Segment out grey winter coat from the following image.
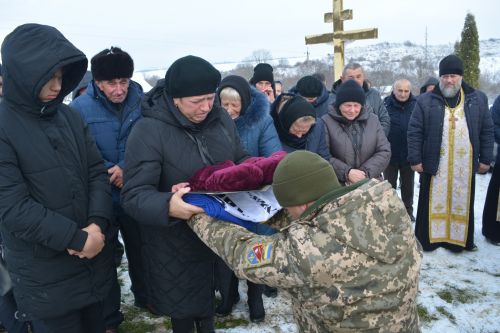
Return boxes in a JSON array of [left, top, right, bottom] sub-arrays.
[[322, 105, 391, 184]]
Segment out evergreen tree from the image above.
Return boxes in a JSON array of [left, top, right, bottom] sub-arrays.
[[458, 13, 480, 88], [454, 41, 461, 57]]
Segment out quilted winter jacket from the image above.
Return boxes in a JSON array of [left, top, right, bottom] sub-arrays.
[[121, 80, 248, 318]]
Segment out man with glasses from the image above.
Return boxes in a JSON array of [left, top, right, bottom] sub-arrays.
[[70, 47, 147, 333]]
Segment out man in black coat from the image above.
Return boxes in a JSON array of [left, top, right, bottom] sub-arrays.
[[383, 78, 417, 221], [0, 24, 113, 332], [122, 56, 248, 333]]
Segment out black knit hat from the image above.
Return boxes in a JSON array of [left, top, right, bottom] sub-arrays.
[[165, 55, 221, 98], [218, 75, 251, 115], [249, 63, 274, 85], [334, 80, 366, 108], [439, 54, 464, 76], [91, 46, 134, 81], [296, 75, 323, 98], [279, 95, 316, 131]]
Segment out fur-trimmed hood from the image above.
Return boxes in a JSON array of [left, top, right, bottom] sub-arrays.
[[234, 87, 270, 130]]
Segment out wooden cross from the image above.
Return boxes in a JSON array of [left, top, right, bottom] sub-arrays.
[[305, 0, 378, 78]]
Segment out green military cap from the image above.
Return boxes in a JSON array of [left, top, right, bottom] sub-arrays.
[[272, 151, 340, 207]]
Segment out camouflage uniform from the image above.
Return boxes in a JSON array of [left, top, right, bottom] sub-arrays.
[[188, 180, 422, 332]]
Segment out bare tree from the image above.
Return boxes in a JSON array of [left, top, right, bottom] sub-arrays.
[[244, 49, 273, 64]]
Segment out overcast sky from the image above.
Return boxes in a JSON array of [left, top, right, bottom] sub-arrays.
[[0, 0, 497, 72]]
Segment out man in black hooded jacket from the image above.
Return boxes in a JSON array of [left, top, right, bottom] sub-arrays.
[[0, 24, 113, 332]]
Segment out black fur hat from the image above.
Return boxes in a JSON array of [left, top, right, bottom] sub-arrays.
[[91, 46, 134, 81], [164, 55, 221, 98]]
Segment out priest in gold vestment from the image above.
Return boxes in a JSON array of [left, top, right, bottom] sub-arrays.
[[407, 54, 494, 252]]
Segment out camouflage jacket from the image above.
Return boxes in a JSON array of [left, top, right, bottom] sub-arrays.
[[188, 180, 422, 332]]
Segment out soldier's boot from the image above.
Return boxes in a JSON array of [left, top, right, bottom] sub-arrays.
[[215, 272, 240, 317], [262, 285, 278, 298], [247, 281, 265, 323], [195, 317, 215, 333]]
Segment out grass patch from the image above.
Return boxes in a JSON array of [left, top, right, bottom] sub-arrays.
[[436, 290, 453, 303], [119, 320, 156, 333], [121, 304, 164, 332], [215, 317, 250, 329], [164, 318, 172, 329], [436, 285, 480, 304], [436, 306, 456, 324], [417, 304, 438, 323]]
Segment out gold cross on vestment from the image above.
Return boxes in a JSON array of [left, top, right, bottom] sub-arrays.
[[449, 113, 458, 129]]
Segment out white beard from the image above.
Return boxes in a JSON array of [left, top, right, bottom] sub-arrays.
[[440, 79, 462, 98]]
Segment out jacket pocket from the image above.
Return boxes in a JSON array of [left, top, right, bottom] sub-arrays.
[[33, 244, 60, 259]]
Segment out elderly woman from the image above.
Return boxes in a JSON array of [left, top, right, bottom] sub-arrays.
[[322, 80, 391, 185], [121, 56, 248, 333], [218, 75, 281, 157], [213, 75, 281, 322], [271, 93, 330, 160]]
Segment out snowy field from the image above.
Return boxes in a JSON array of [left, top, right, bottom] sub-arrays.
[[119, 172, 500, 333]]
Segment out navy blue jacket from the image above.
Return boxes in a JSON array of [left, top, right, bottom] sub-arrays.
[[407, 82, 494, 174], [311, 86, 334, 118], [491, 95, 500, 164], [70, 80, 143, 204], [235, 87, 281, 157], [384, 93, 416, 165]]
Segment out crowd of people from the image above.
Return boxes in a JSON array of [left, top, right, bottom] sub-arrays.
[[0, 23, 498, 333]]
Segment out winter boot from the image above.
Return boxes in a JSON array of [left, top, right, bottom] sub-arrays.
[[215, 261, 240, 316], [247, 281, 265, 323], [262, 285, 278, 298], [195, 317, 215, 333]]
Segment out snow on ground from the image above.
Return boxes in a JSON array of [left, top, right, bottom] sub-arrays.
[[120, 172, 500, 333]]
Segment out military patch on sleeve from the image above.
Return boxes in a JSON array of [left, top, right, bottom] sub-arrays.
[[245, 242, 274, 267]]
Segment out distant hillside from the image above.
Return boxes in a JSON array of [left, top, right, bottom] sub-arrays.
[[140, 39, 500, 99], [345, 38, 500, 78]]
